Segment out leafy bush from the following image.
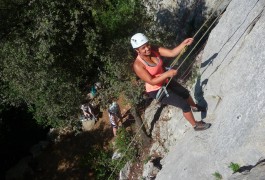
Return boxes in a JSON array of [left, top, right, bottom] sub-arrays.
[[228, 162, 240, 173], [81, 128, 136, 179], [108, 127, 137, 179], [82, 147, 116, 180], [97, 37, 145, 107], [212, 171, 222, 180], [115, 127, 137, 160]]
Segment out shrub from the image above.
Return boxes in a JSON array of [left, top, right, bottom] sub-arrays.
[[212, 171, 222, 180], [228, 162, 240, 173], [115, 127, 137, 161], [81, 147, 116, 180]]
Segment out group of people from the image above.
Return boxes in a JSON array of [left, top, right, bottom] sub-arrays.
[[80, 82, 123, 136], [80, 82, 102, 122], [80, 32, 211, 137]]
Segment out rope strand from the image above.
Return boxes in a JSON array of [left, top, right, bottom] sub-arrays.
[[156, 7, 226, 101]]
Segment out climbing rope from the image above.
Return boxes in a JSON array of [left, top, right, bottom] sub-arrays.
[[107, 108, 150, 180], [156, 4, 227, 101], [178, 42, 207, 81], [168, 0, 226, 69], [108, 1, 231, 179]]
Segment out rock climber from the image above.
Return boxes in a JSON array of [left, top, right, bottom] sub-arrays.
[[131, 33, 211, 131]]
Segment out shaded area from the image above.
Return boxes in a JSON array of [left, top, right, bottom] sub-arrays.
[[29, 121, 114, 180], [194, 77, 208, 120], [149, 104, 167, 136], [0, 106, 49, 180], [156, 0, 208, 43], [152, 157, 162, 170], [237, 159, 265, 173], [156, 0, 219, 83], [200, 53, 218, 69]]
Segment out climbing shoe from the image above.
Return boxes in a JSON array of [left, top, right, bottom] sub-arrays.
[[194, 121, 211, 131], [192, 104, 207, 112]]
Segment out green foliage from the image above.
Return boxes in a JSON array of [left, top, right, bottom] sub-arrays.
[[184, 65, 201, 89], [228, 162, 240, 173], [0, 0, 101, 126], [0, 0, 149, 126], [82, 147, 116, 180], [81, 128, 137, 179], [115, 127, 137, 159], [91, 0, 142, 38], [212, 171, 222, 180], [107, 127, 137, 177], [90, 0, 148, 108], [96, 37, 145, 108]]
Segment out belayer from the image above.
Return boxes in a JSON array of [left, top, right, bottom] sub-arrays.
[[131, 33, 211, 131], [108, 101, 122, 136]]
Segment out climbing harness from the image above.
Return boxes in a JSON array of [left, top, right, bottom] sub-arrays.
[[155, 85, 170, 99], [155, 46, 187, 101]]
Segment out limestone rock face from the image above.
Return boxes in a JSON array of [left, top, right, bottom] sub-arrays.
[[142, 0, 230, 44], [143, 0, 230, 15], [143, 0, 265, 179]]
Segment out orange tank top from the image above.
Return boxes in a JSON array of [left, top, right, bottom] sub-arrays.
[[136, 50, 165, 92]]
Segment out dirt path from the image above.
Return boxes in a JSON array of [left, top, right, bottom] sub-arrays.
[[30, 96, 132, 179]]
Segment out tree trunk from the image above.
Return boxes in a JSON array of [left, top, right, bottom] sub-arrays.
[[130, 106, 151, 148]]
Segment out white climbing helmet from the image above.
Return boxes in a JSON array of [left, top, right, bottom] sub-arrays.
[[94, 82, 101, 89], [130, 33, 149, 48], [108, 102, 119, 114]]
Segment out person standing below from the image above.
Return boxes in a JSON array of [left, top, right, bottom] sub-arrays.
[[87, 82, 102, 100], [131, 33, 211, 131], [108, 102, 122, 136], [81, 101, 97, 121]]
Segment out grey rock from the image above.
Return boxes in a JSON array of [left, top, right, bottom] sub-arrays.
[[112, 149, 123, 160], [81, 118, 95, 131], [142, 0, 265, 179], [142, 0, 231, 45], [142, 160, 161, 180], [119, 161, 132, 180]]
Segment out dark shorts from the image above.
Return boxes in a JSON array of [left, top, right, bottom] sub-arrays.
[[147, 79, 191, 112]]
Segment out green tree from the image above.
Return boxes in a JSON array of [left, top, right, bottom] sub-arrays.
[[0, 0, 101, 126], [87, 0, 152, 145], [0, 0, 150, 128]]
